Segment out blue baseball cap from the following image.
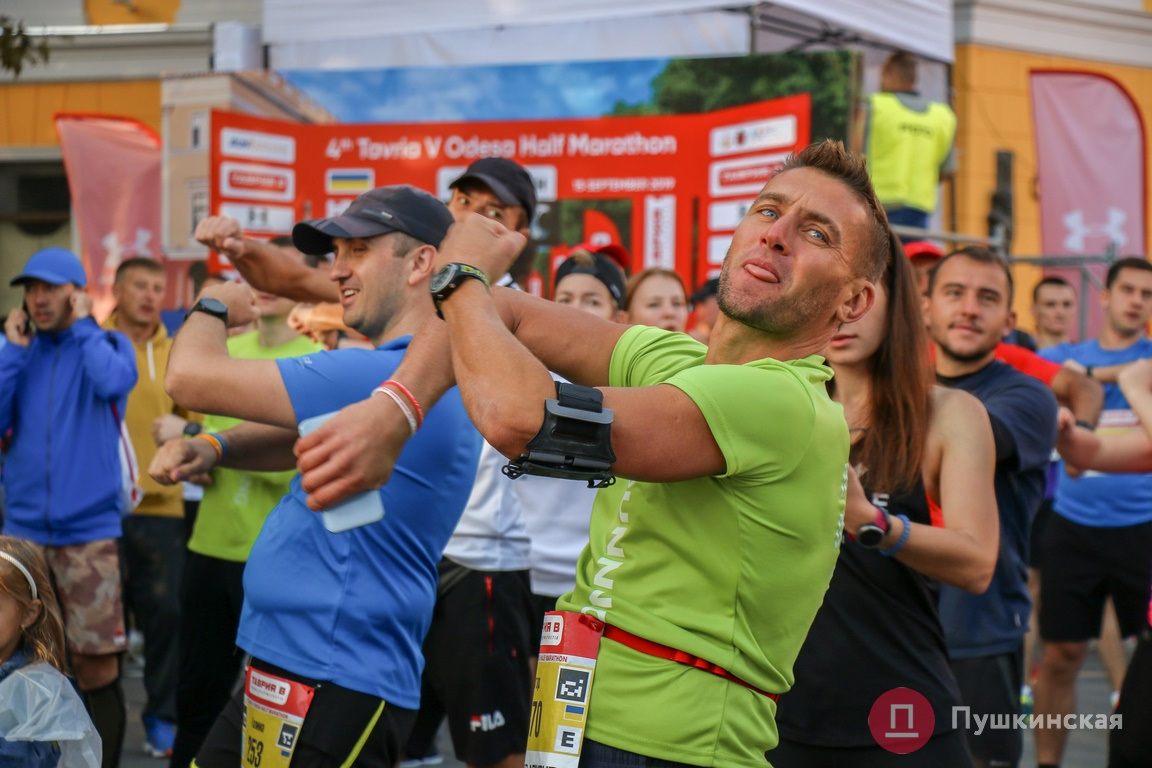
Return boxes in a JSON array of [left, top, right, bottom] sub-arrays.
[[10, 247, 88, 288]]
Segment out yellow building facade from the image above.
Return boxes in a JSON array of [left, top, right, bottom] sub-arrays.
[[953, 1, 1152, 325]]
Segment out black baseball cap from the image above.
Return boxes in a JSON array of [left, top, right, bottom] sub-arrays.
[[690, 278, 719, 304], [293, 185, 454, 256], [449, 157, 537, 224], [555, 252, 626, 308]]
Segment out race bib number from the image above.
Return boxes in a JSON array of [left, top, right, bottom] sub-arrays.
[[241, 666, 315, 768], [526, 612, 605, 768]]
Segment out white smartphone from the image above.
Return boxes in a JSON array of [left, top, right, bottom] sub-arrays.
[[297, 411, 386, 533]]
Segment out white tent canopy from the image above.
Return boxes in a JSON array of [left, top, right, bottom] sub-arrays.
[[263, 0, 953, 71]]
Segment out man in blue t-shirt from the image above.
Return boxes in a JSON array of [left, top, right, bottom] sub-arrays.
[[151, 185, 482, 768], [926, 247, 1058, 768], [1033, 257, 1152, 768]]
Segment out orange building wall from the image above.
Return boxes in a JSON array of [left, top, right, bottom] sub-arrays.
[[0, 80, 162, 146], [85, 0, 181, 25], [952, 44, 1152, 319]]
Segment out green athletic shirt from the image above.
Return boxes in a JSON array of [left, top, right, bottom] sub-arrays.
[[557, 326, 848, 768], [186, 330, 322, 562]]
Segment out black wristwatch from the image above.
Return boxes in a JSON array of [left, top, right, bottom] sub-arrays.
[[183, 422, 203, 437], [429, 263, 490, 319], [856, 506, 892, 549], [188, 297, 229, 326]]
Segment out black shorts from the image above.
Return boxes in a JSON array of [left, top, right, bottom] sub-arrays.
[[950, 649, 1023, 768], [769, 730, 972, 768], [420, 564, 535, 766], [1039, 514, 1152, 641], [1028, 498, 1055, 570], [193, 658, 416, 768]]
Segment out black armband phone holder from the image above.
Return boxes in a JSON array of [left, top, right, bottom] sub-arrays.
[[502, 382, 616, 488]]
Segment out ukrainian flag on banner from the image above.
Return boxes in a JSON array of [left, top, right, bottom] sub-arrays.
[[326, 169, 374, 194]]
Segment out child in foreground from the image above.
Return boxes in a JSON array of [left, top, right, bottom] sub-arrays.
[[0, 535, 101, 767]]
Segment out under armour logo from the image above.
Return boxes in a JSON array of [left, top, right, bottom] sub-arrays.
[[100, 229, 154, 283], [1062, 208, 1127, 252]]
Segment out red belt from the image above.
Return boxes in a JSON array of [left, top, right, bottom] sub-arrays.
[[603, 624, 779, 702]]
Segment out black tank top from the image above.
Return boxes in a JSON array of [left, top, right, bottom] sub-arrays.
[[775, 461, 963, 746]]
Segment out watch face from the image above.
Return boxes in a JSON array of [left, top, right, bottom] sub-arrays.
[[199, 297, 228, 313], [856, 525, 885, 548], [429, 265, 457, 294]]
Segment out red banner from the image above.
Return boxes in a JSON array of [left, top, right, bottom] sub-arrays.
[[54, 114, 164, 319], [209, 96, 810, 291], [1031, 71, 1148, 338]]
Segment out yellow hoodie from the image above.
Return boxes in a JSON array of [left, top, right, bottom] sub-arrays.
[[102, 314, 198, 518]]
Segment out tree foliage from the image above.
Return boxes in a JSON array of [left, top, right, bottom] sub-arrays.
[[612, 50, 855, 142], [1, 17, 50, 78]]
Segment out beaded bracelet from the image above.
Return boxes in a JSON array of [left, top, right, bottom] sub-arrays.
[[878, 513, 912, 557]]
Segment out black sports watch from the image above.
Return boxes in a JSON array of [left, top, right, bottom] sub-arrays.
[[430, 263, 490, 319], [183, 422, 203, 437], [188, 297, 229, 326], [855, 506, 891, 549]]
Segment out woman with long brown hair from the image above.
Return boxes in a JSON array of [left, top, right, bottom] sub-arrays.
[[769, 238, 1000, 766]]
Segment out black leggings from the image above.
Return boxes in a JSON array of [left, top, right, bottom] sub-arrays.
[[169, 552, 247, 768], [1109, 625, 1152, 768]]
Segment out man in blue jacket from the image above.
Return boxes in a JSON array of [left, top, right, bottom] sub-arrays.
[[0, 247, 137, 768]]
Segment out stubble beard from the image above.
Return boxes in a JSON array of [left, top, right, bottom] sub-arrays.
[[717, 267, 842, 337], [933, 334, 998, 365]]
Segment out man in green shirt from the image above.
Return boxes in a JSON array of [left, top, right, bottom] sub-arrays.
[[296, 140, 890, 767]]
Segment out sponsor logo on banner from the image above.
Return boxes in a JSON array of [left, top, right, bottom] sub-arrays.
[[221, 162, 295, 203], [709, 153, 788, 197], [326, 168, 375, 195], [708, 235, 733, 265], [248, 670, 290, 705], [1062, 208, 1128, 252], [435, 165, 558, 204], [708, 198, 756, 231], [219, 203, 295, 233], [220, 128, 296, 164], [643, 195, 676, 270], [326, 199, 355, 218], [710, 116, 797, 157]]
